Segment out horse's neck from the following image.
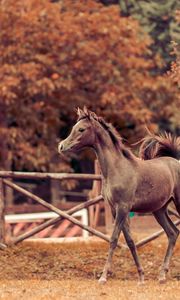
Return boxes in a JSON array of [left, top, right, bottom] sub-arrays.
[[94, 135, 125, 179]]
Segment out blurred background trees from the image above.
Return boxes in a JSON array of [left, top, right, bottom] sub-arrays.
[[100, 0, 180, 72], [0, 0, 179, 173], [169, 10, 180, 87]]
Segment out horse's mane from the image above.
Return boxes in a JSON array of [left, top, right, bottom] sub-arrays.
[[139, 131, 180, 160], [77, 107, 133, 159]]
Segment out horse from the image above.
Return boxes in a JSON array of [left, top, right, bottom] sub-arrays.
[[58, 107, 180, 284]]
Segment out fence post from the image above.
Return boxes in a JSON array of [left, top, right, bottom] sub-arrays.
[[51, 179, 60, 205], [0, 179, 5, 243]]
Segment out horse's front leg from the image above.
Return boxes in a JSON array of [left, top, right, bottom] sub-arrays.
[[99, 206, 128, 284]]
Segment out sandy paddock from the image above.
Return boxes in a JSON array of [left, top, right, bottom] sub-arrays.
[[0, 234, 179, 300]]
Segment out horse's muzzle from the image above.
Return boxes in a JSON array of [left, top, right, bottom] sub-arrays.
[[58, 140, 81, 157], [58, 141, 71, 162], [58, 141, 69, 154], [58, 141, 73, 155]]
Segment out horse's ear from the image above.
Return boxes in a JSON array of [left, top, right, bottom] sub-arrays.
[[77, 107, 83, 117], [77, 106, 93, 120], [83, 106, 91, 118], [83, 106, 88, 114]]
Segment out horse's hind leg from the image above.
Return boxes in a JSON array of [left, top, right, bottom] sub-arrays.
[[123, 218, 144, 283], [153, 207, 179, 283]]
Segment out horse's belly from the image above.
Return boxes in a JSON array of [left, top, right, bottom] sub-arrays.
[[132, 197, 168, 213], [133, 184, 173, 213]]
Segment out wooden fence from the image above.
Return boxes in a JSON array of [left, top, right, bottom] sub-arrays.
[[0, 170, 179, 250]]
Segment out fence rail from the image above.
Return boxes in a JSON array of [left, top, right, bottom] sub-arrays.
[[0, 171, 101, 180]]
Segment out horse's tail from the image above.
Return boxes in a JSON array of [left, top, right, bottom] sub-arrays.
[[139, 132, 180, 160]]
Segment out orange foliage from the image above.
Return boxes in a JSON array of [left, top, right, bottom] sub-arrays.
[[169, 11, 180, 87], [0, 0, 179, 171]]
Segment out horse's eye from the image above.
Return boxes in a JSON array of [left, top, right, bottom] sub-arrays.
[[79, 128, 85, 133]]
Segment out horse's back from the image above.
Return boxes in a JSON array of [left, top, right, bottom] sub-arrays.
[[138, 156, 180, 182]]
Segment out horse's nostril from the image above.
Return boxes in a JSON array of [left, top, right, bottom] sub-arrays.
[[58, 143, 64, 153]]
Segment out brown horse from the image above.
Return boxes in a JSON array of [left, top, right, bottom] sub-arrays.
[[58, 107, 180, 284]]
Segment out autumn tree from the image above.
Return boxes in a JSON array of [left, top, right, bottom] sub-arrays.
[[168, 10, 180, 135], [0, 0, 179, 173], [98, 0, 180, 72], [169, 11, 180, 86], [119, 0, 180, 72]]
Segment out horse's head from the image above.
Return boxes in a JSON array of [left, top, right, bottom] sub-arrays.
[[58, 107, 96, 155]]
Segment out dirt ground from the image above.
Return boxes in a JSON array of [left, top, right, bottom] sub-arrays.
[[0, 231, 179, 300]]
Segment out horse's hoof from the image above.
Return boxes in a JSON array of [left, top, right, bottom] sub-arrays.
[[0, 243, 7, 250], [138, 279, 145, 286], [98, 277, 107, 285], [159, 276, 166, 284]]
